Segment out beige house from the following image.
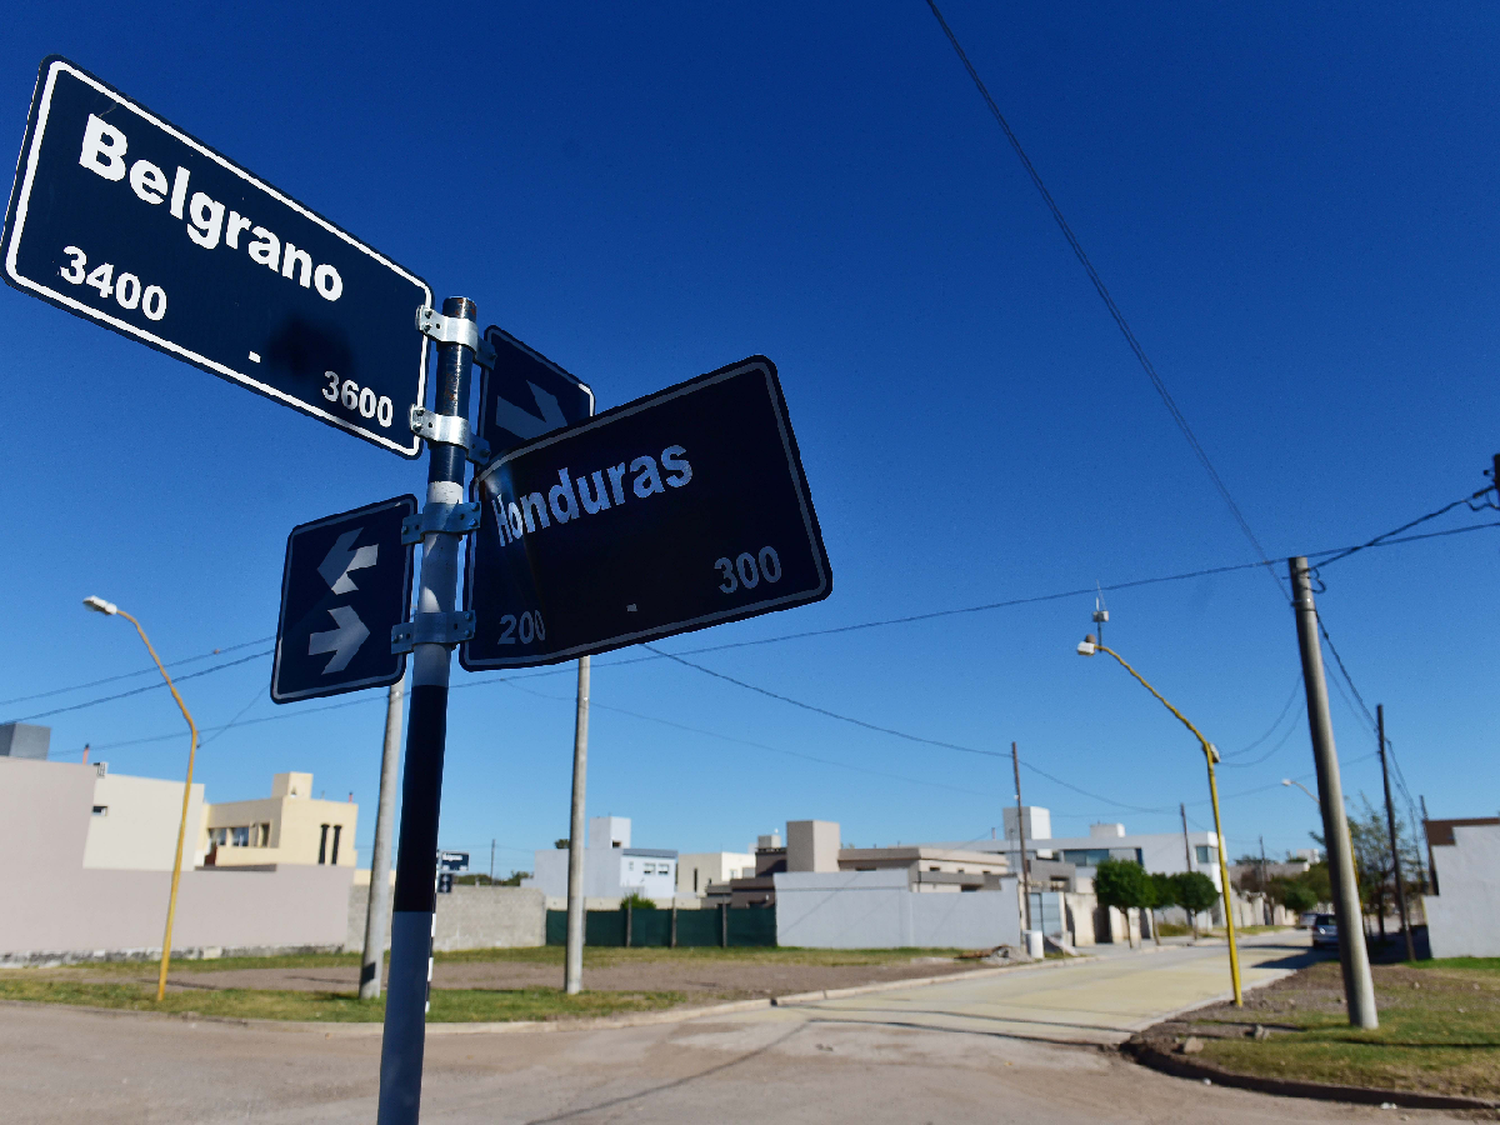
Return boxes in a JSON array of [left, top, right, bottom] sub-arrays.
[[202, 772, 358, 868]]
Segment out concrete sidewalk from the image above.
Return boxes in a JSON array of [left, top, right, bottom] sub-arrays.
[[769, 933, 1315, 1045]]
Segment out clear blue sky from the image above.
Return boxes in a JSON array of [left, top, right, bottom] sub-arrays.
[[3, 2, 1496, 875]]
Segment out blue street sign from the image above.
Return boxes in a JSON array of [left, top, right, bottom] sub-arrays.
[[2, 57, 431, 457], [272, 496, 416, 703], [437, 851, 470, 872], [461, 357, 831, 669], [476, 326, 594, 458]]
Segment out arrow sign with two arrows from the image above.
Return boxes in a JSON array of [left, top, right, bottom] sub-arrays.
[[271, 496, 415, 703]]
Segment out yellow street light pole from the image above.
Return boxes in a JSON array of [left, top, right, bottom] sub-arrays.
[[83, 596, 198, 1002], [1077, 635, 1243, 1006]]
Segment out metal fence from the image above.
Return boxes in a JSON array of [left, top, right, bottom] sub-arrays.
[[545, 904, 777, 947]]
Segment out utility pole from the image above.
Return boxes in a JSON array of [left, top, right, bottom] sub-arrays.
[[1414, 794, 1432, 894], [1259, 835, 1268, 924], [377, 297, 479, 1123], [1011, 741, 1031, 932], [1180, 803, 1193, 868], [489, 839, 495, 885], [564, 656, 591, 994], [360, 676, 405, 1000], [1289, 557, 1378, 1029], [1377, 705, 1415, 961]]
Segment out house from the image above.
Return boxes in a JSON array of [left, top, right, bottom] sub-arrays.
[[201, 771, 357, 868], [0, 754, 351, 963], [1423, 817, 1500, 957], [676, 849, 755, 897], [525, 816, 678, 904]]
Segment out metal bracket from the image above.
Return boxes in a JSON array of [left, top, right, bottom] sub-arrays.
[[415, 306, 496, 368], [408, 406, 491, 464], [391, 611, 476, 653], [401, 502, 481, 544]]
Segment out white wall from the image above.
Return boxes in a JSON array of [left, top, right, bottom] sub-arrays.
[[82, 772, 206, 870], [774, 869, 1023, 950], [1425, 824, 1500, 958]]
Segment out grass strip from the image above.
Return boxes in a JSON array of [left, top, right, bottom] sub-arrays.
[[0, 978, 691, 1023], [1192, 960, 1500, 1100]]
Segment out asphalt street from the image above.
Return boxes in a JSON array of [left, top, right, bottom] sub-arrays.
[[0, 934, 1465, 1124]]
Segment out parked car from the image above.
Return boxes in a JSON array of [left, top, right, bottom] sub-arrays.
[[1310, 913, 1338, 948]]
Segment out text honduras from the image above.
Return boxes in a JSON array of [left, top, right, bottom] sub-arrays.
[[486, 445, 693, 545]]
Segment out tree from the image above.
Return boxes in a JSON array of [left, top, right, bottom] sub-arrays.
[[1094, 858, 1152, 948], [620, 891, 656, 910], [1149, 872, 1178, 942], [554, 838, 570, 849], [1172, 871, 1220, 937], [1280, 882, 1317, 915], [1311, 795, 1423, 940]]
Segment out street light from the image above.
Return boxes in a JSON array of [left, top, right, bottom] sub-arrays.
[[1077, 633, 1243, 1006], [84, 596, 198, 1003], [1282, 778, 1319, 803]]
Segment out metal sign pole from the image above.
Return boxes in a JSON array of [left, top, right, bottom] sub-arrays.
[[377, 297, 480, 1124]]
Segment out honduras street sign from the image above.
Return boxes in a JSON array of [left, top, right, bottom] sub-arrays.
[[2, 57, 431, 456], [476, 326, 594, 458], [461, 357, 831, 670], [272, 496, 416, 703]]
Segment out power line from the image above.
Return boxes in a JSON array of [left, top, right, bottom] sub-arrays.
[[7, 648, 273, 724], [924, 0, 1282, 597], [1219, 674, 1303, 758], [0, 635, 275, 708], [26, 514, 1497, 730], [1314, 491, 1493, 569]]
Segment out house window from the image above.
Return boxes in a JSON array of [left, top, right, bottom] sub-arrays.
[[230, 826, 250, 847], [318, 824, 330, 864], [91, 805, 108, 817], [694, 870, 699, 892], [1195, 845, 1215, 865], [331, 825, 342, 865]]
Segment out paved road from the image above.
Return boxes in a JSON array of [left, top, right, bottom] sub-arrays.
[[0, 935, 1463, 1124]]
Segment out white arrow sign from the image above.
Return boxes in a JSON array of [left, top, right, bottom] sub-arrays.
[[308, 605, 371, 674], [493, 382, 567, 441], [318, 530, 378, 594]]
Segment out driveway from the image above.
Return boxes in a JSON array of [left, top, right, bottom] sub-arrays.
[[3, 934, 1458, 1124]]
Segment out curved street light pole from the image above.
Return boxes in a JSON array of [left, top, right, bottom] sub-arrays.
[[1078, 637, 1243, 1006], [84, 597, 198, 1003]]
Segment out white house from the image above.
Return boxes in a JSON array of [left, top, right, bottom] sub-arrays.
[[677, 850, 755, 896], [525, 816, 678, 903], [1424, 819, 1500, 958]]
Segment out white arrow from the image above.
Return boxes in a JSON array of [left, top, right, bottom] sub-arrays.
[[308, 606, 370, 674], [494, 382, 567, 440], [318, 530, 378, 594]]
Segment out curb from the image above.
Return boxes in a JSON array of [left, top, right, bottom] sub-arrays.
[[1122, 1039, 1500, 1112]]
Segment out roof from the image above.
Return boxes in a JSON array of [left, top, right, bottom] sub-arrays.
[[623, 848, 677, 859], [1425, 818, 1500, 848]]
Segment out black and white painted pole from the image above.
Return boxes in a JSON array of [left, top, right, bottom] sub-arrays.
[[377, 297, 482, 1124]]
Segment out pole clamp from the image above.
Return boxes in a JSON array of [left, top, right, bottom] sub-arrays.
[[416, 306, 496, 368], [401, 502, 481, 544], [391, 610, 476, 653], [408, 406, 491, 464]]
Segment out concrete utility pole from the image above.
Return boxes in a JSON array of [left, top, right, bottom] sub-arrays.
[[564, 656, 591, 995], [1180, 803, 1192, 868], [1011, 741, 1031, 932], [1289, 557, 1378, 1029], [1377, 705, 1415, 961], [1259, 835, 1269, 924], [360, 676, 405, 1000]]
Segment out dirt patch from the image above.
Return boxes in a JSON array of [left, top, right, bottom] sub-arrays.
[[41, 953, 995, 1000]]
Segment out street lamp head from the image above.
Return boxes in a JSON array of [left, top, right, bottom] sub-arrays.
[[83, 595, 118, 616], [1281, 779, 1292, 786], [1076, 634, 1098, 656]]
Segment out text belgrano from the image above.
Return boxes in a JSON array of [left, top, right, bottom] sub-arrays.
[[487, 445, 693, 545], [77, 114, 343, 302]]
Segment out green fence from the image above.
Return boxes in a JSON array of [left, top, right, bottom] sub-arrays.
[[544, 905, 777, 947]]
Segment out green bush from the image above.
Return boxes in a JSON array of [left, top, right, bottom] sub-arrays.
[[621, 891, 657, 910]]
